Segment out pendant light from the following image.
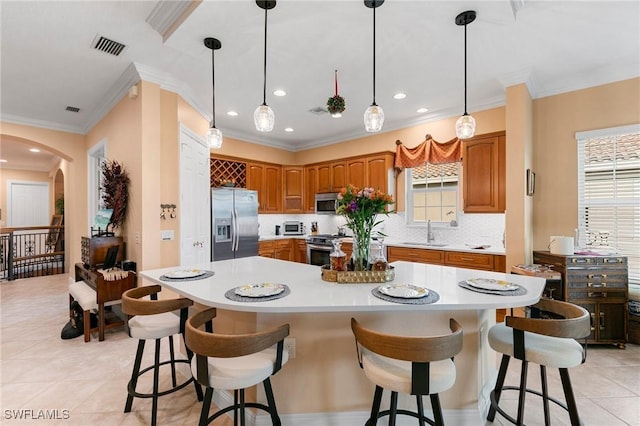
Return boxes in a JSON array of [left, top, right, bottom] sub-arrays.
[[204, 37, 223, 149], [455, 10, 477, 140], [254, 0, 276, 132], [364, 0, 384, 133]]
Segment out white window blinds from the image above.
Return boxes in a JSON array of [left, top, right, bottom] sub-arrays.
[[577, 125, 640, 285]]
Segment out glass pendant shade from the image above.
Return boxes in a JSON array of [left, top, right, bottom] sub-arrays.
[[206, 126, 223, 149], [254, 104, 275, 132], [455, 113, 476, 139], [364, 104, 384, 132]]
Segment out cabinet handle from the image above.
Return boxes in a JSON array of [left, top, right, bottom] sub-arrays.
[[588, 292, 607, 298], [588, 274, 607, 279], [590, 313, 596, 331], [599, 312, 605, 331], [588, 282, 607, 288], [459, 257, 475, 262]]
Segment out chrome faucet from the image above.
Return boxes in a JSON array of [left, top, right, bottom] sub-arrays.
[[427, 220, 435, 242]]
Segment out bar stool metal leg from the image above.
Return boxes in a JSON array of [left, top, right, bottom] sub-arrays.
[[125, 340, 146, 413], [540, 365, 550, 425], [488, 354, 511, 421], [559, 368, 581, 426], [367, 385, 383, 426], [517, 360, 529, 425], [430, 394, 444, 426], [200, 387, 213, 426], [416, 395, 425, 426]]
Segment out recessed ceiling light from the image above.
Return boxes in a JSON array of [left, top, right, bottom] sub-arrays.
[[331, 113, 342, 118], [416, 107, 429, 113], [284, 127, 294, 132], [393, 92, 407, 100], [0, 159, 7, 163], [227, 111, 239, 117], [273, 89, 286, 97], [30, 148, 41, 153]]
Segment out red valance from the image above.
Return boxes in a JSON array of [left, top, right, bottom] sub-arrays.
[[394, 134, 462, 171]]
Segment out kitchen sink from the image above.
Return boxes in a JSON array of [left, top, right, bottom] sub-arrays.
[[401, 242, 448, 247]]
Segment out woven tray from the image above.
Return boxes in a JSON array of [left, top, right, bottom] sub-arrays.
[[321, 265, 395, 284]]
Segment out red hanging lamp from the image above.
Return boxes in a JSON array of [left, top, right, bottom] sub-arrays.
[[327, 69, 346, 117]]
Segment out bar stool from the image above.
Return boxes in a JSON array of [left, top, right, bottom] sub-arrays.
[[487, 298, 590, 426], [351, 317, 463, 426], [185, 307, 290, 426], [121, 285, 203, 426]]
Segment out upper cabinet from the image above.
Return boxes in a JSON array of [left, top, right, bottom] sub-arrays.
[[462, 132, 506, 213], [283, 166, 304, 213], [213, 152, 394, 214], [247, 162, 282, 213]]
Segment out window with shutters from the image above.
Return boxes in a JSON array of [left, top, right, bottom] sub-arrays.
[[577, 125, 640, 285], [405, 162, 459, 225]]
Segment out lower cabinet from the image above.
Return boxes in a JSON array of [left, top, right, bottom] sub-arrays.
[[387, 246, 505, 272], [259, 239, 307, 263]]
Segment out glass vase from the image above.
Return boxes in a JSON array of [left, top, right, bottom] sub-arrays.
[[352, 228, 372, 271]]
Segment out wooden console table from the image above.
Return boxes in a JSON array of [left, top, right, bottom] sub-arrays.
[[74, 263, 136, 341]]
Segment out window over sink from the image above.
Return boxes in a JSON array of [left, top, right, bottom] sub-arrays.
[[405, 162, 459, 226]]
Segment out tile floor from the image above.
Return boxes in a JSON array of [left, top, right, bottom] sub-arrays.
[[1, 273, 639, 426]]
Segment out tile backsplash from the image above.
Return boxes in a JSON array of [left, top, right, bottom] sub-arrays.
[[259, 212, 505, 249]]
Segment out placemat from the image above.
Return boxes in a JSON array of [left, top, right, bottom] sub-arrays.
[[458, 280, 527, 296], [159, 271, 215, 282], [225, 285, 291, 302], [372, 287, 440, 305]]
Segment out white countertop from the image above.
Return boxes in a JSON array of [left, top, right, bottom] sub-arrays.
[[141, 257, 543, 313]]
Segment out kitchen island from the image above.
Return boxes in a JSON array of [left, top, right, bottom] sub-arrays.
[[141, 257, 545, 425]]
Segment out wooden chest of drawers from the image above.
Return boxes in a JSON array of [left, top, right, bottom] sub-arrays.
[[533, 250, 628, 347]]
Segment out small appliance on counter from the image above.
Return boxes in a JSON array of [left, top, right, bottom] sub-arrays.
[[282, 221, 305, 235], [310, 221, 318, 235]]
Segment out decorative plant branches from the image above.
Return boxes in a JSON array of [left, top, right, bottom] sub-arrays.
[[101, 160, 130, 229]]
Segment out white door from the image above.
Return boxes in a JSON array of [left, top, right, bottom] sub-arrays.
[[7, 181, 49, 226], [180, 125, 211, 266]]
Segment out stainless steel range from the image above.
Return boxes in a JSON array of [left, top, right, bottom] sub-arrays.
[[306, 234, 343, 266]]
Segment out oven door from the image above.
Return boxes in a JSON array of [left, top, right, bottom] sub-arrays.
[[306, 244, 331, 266]]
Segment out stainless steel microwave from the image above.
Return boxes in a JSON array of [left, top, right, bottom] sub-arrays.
[[315, 193, 338, 214]]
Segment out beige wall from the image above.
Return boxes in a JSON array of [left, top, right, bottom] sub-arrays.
[[531, 77, 640, 250]]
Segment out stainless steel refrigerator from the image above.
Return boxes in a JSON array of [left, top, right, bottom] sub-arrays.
[[211, 188, 259, 261]]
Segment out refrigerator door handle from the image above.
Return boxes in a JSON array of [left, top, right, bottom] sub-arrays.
[[232, 208, 239, 252]]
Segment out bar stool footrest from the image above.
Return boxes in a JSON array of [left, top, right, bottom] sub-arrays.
[[489, 385, 571, 425], [127, 359, 194, 399], [205, 402, 272, 424], [371, 409, 437, 426]]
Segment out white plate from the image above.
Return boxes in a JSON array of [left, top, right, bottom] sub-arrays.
[[165, 269, 206, 279], [235, 283, 285, 298], [378, 284, 429, 299], [466, 278, 518, 291]]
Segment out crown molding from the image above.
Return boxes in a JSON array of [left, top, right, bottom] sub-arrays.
[[0, 113, 84, 135]]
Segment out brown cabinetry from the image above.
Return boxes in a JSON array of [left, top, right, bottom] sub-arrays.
[[258, 240, 275, 258], [283, 166, 304, 213], [259, 239, 296, 262], [346, 158, 366, 189], [275, 239, 292, 261], [295, 240, 307, 263], [304, 166, 318, 212], [462, 132, 506, 213], [387, 245, 505, 272], [445, 251, 494, 271], [533, 250, 628, 347], [247, 162, 282, 213], [387, 246, 444, 265]]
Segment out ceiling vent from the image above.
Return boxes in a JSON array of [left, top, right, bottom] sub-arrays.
[[65, 106, 80, 113], [91, 35, 127, 56], [309, 107, 328, 115]]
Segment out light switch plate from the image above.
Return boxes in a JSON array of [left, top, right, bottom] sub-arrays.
[[160, 230, 174, 241]]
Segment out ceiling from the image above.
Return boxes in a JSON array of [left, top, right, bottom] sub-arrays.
[[1, 0, 639, 171]]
